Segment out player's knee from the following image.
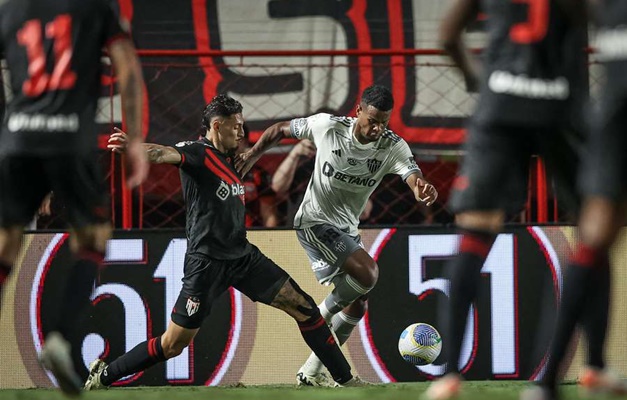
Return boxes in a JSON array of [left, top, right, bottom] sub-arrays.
[[353, 259, 378, 289], [278, 279, 319, 322], [579, 200, 621, 250], [0, 226, 24, 265], [71, 224, 112, 254]]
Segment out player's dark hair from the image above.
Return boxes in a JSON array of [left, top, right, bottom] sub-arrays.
[[360, 85, 394, 112], [201, 94, 243, 130]]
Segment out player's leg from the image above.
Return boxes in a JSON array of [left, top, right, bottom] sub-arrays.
[[426, 123, 527, 400], [33, 155, 111, 395], [232, 245, 355, 386], [537, 198, 624, 398], [525, 100, 627, 400], [85, 322, 198, 389], [295, 226, 375, 382], [86, 253, 225, 389], [0, 226, 24, 296], [0, 156, 48, 311]]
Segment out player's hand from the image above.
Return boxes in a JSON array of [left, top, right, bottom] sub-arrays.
[[292, 139, 316, 158], [108, 127, 129, 153], [235, 149, 261, 176], [414, 178, 438, 206], [124, 138, 150, 189], [37, 192, 53, 217]]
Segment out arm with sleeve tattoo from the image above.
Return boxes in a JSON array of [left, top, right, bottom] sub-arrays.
[[108, 128, 181, 165]]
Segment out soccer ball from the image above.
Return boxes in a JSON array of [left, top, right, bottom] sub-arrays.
[[398, 323, 442, 366]]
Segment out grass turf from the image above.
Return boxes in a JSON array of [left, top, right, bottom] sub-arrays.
[[0, 381, 585, 400]]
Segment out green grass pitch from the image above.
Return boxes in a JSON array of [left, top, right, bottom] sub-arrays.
[[0, 381, 585, 400]]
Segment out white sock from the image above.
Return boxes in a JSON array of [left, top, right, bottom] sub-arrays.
[[319, 301, 333, 322]]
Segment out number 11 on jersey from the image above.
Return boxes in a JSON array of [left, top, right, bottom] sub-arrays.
[[17, 14, 77, 97]]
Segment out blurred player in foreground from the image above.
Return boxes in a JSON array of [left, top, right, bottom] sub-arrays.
[[426, 0, 588, 398], [0, 0, 147, 396], [84, 94, 366, 390], [236, 85, 438, 386], [522, 1, 627, 398]]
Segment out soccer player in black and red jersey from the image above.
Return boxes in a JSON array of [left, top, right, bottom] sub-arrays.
[[0, 0, 148, 396], [83, 94, 366, 390], [524, 1, 627, 399], [425, 0, 588, 399]]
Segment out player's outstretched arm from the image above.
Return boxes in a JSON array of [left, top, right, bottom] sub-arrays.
[[108, 128, 182, 165], [109, 38, 149, 188], [406, 172, 438, 207], [235, 121, 292, 176], [439, 0, 481, 92]]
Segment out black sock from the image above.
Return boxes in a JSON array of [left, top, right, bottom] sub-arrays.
[[298, 313, 352, 384], [581, 254, 610, 370], [443, 230, 495, 374], [57, 249, 103, 339], [541, 245, 602, 390], [101, 336, 166, 386]]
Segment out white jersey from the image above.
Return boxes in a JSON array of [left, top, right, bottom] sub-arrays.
[[290, 113, 421, 236]]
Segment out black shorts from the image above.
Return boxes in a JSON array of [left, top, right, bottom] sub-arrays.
[[449, 120, 581, 214], [581, 89, 627, 201], [0, 154, 109, 228], [171, 245, 290, 329]]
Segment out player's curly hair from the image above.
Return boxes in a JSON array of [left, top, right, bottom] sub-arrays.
[[201, 94, 244, 130], [360, 85, 394, 112]]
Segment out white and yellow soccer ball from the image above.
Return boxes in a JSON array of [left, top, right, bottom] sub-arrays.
[[398, 323, 442, 366]]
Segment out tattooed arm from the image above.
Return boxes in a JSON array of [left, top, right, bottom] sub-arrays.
[[108, 127, 182, 165]]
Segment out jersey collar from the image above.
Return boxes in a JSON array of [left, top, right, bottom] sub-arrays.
[[350, 120, 377, 150]]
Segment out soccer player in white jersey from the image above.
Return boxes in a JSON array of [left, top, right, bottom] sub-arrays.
[[237, 85, 438, 386]]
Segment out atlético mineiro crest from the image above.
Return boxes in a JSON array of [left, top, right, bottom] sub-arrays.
[[186, 297, 201, 316], [334, 241, 347, 252], [367, 158, 382, 174]]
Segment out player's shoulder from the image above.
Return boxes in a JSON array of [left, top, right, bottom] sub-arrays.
[[174, 138, 207, 151], [376, 129, 405, 150], [307, 113, 354, 129]]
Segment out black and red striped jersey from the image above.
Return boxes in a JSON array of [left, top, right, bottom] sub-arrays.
[[0, 0, 129, 155], [174, 138, 252, 260], [474, 0, 588, 127]]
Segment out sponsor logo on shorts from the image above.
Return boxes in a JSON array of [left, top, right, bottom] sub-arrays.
[[311, 259, 331, 272], [334, 241, 347, 252], [186, 297, 201, 316]]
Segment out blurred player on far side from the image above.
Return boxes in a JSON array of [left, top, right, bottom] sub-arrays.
[[0, 0, 148, 395]]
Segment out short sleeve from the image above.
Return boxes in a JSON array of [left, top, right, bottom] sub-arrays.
[[387, 141, 422, 181], [97, 0, 131, 48], [173, 141, 204, 174], [290, 113, 335, 145]]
